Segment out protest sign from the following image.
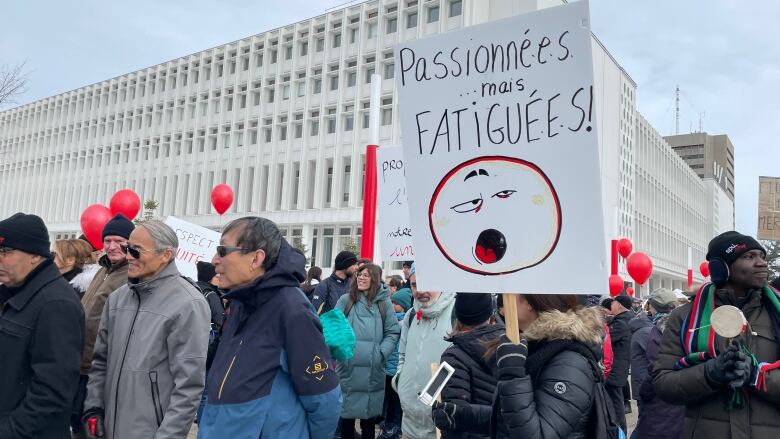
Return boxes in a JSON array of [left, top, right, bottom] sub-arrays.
[[758, 176, 780, 241], [376, 145, 415, 261], [164, 216, 221, 281], [395, 1, 607, 293]]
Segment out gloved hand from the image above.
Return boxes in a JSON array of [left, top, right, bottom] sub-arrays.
[[496, 335, 528, 380], [704, 342, 748, 388], [729, 348, 753, 388], [82, 407, 105, 439], [432, 399, 470, 430]]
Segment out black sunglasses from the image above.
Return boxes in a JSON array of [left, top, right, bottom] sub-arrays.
[[120, 244, 157, 259], [215, 245, 254, 258]]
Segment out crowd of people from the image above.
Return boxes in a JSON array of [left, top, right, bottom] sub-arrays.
[[1, 210, 779, 439]]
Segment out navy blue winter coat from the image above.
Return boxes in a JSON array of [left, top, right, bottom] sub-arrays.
[[197, 240, 342, 439]]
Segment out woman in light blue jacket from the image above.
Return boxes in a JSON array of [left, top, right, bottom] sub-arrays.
[[336, 263, 401, 439]]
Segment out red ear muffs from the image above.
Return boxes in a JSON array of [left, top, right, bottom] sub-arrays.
[[708, 258, 729, 287]]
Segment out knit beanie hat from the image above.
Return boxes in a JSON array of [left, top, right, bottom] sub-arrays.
[[197, 261, 217, 283], [391, 289, 413, 311], [614, 294, 633, 311], [454, 292, 494, 326], [648, 288, 677, 313], [706, 231, 764, 268], [0, 212, 51, 258], [102, 214, 135, 240], [334, 250, 358, 271]]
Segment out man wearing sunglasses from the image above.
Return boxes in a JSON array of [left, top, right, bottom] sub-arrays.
[[74, 213, 134, 439], [0, 212, 85, 439], [82, 220, 209, 439], [198, 216, 341, 439]]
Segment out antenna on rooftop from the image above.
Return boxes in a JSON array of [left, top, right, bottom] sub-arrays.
[[698, 112, 705, 133], [675, 85, 680, 135]]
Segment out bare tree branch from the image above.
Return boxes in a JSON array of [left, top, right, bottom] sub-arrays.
[[761, 239, 780, 281], [0, 61, 29, 109]]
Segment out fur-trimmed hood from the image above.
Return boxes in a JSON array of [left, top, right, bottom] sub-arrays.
[[522, 307, 604, 346]]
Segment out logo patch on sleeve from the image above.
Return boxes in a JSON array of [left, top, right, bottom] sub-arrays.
[[306, 355, 329, 381]]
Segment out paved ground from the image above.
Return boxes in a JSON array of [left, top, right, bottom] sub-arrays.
[[188, 401, 639, 438]]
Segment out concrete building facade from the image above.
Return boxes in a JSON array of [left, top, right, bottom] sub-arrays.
[[665, 132, 736, 201], [0, 0, 733, 289]]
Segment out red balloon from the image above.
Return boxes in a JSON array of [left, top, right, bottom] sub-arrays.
[[80, 204, 112, 251], [700, 261, 710, 278], [609, 274, 624, 297], [109, 189, 141, 220], [627, 252, 653, 285], [211, 184, 234, 215], [626, 287, 635, 297], [617, 238, 633, 259]]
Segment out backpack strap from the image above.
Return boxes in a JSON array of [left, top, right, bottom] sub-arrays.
[[345, 297, 388, 324]]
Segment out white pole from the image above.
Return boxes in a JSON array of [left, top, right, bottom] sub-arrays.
[[369, 73, 382, 264], [369, 74, 382, 146]]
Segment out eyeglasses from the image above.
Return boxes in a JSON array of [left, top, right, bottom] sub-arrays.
[[215, 245, 253, 258], [357, 271, 372, 279], [120, 244, 157, 259]]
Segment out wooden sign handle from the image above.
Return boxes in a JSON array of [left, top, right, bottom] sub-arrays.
[[502, 293, 521, 343]]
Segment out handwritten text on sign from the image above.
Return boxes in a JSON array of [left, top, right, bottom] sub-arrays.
[[164, 216, 221, 281], [396, 1, 607, 294], [377, 146, 415, 261]]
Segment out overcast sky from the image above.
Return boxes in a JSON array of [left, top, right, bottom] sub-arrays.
[[2, 0, 777, 235]]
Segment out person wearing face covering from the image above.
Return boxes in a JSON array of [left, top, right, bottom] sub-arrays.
[[391, 263, 456, 439]]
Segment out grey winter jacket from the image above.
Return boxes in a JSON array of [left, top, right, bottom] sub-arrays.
[[392, 292, 456, 439], [84, 262, 210, 439], [335, 285, 401, 419], [629, 312, 653, 399]]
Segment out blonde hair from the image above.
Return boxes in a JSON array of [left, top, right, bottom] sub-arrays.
[[54, 239, 94, 268]]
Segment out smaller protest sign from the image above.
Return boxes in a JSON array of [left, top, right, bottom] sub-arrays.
[[376, 146, 415, 261], [164, 216, 221, 281]]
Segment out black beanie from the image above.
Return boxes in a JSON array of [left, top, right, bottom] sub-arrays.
[[706, 231, 765, 268], [197, 261, 217, 283], [0, 212, 51, 258], [454, 292, 494, 326], [102, 214, 135, 240], [334, 250, 358, 271], [614, 294, 633, 310]]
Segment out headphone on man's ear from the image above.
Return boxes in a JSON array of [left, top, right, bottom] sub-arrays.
[[708, 258, 729, 287]]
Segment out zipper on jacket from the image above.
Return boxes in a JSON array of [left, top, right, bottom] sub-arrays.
[[217, 340, 243, 400], [149, 371, 163, 427], [112, 290, 142, 436]]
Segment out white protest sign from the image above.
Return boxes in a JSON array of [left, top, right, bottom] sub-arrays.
[[164, 216, 221, 281], [395, 1, 607, 294], [376, 145, 414, 261]]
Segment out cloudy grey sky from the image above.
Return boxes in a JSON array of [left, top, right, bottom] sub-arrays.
[[2, 0, 777, 234]]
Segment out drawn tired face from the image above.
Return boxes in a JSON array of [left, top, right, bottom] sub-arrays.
[[428, 156, 561, 275]]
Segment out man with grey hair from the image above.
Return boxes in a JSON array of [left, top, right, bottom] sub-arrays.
[[82, 220, 210, 439]]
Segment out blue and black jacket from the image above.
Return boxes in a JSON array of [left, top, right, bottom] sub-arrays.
[[197, 240, 342, 438]]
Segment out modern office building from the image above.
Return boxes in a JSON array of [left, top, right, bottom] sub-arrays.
[[0, 0, 734, 290], [665, 132, 736, 201]]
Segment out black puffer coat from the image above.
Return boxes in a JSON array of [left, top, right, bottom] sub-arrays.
[[438, 323, 505, 439], [492, 307, 605, 439], [606, 310, 632, 387]]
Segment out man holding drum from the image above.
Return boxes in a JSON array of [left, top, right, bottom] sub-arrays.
[[653, 231, 778, 439]]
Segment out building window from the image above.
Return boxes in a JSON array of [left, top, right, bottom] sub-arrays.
[[270, 49, 278, 64], [332, 33, 342, 48], [310, 118, 320, 136], [279, 125, 287, 141], [313, 78, 322, 94], [296, 81, 306, 97], [407, 12, 418, 28], [427, 6, 439, 23], [282, 85, 290, 100], [347, 71, 357, 87], [349, 28, 358, 44], [285, 46, 293, 60], [383, 62, 394, 79], [367, 22, 378, 39], [449, 0, 462, 17], [316, 37, 324, 52], [329, 75, 339, 91], [300, 42, 308, 56], [386, 17, 398, 34]]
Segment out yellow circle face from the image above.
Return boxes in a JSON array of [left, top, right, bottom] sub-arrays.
[[429, 156, 561, 275]]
